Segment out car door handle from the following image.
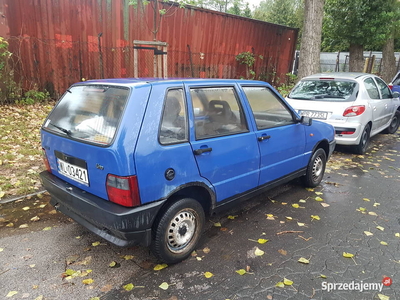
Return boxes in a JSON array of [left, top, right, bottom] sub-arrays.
[[193, 147, 212, 155], [258, 135, 271, 141]]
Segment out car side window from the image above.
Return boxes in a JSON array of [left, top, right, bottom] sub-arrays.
[[364, 78, 380, 99], [243, 86, 294, 130], [159, 89, 188, 145], [190, 87, 248, 139], [375, 77, 391, 99]]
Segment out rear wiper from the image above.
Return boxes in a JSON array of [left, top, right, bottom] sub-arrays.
[[49, 123, 72, 136]]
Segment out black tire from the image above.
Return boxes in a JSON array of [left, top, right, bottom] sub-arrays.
[[303, 148, 326, 188], [353, 124, 370, 154], [383, 111, 400, 134], [151, 198, 205, 264]]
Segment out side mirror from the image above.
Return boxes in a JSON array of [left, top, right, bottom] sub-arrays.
[[392, 91, 400, 98], [300, 116, 312, 126]]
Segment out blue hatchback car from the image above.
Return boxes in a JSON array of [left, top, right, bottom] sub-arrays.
[[40, 78, 335, 263]]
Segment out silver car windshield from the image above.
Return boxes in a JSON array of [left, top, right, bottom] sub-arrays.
[[43, 85, 129, 146], [288, 79, 358, 101]]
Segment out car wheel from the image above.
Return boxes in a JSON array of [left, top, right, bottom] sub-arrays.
[[383, 111, 400, 134], [151, 198, 205, 264], [303, 148, 326, 188], [354, 124, 370, 154]]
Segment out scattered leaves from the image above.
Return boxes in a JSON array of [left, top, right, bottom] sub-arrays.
[[299, 199, 307, 203], [203, 247, 210, 254], [297, 222, 305, 227], [320, 274, 327, 279], [204, 272, 214, 278], [30, 216, 40, 222], [6, 291, 18, 298], [153, 264, 168, 271], [257, 238, 268, 244], [368, 211, 377, 216], [376, 226, 385, 231], [395, 233, 400, 238], [315, 192, 323, 195], [123, 255, 134, 260], [380, 241, 388, 246], [227, 215, 237, 220], [315, 196, 323, 201], [159, 282, 169, 290], [213, 222, 221, 227], [377, 294, 390, 300], [19, 224, 28, 229], [364, 231, 373, 236], [42, 227, 52, 231], [276, 281, 284, 288], [91, 241, 100, 247], [320, 203, 330, 208], [109, 261, 121, 268], [292, 203, 300, 208], [285, 216, 293, 220], [278, 249, 287, 255]]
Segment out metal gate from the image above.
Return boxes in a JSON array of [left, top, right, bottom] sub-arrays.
[[133, 40, 168, 78]]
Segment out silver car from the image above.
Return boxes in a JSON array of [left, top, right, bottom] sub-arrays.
[[286, 72, 400, 154]]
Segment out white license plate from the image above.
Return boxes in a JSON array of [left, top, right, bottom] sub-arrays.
[[299, 110, 328, 120], [57, 158, 89, 185]]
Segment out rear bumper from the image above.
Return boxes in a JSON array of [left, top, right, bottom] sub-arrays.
[[40, 171, 166, 247]]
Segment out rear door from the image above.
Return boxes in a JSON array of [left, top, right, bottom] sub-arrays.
[[363, 77, 388, 131], [374, 77, 396, 128], [187, 85, 260, 203], [241, 86, 307, 185]]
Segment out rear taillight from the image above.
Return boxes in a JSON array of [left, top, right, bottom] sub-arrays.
[[343, 105, 365, 117], [388, 84, 393, 90], [106, 174, 141, 207], [42, 148, 52, 173]]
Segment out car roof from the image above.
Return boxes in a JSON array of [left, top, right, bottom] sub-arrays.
[[74, 78, 268, 87], [303, 72, 373, 80]]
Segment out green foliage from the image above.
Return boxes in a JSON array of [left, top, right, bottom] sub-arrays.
[[15, 89, 50, 105], [253, 0, 303, 28], [323, 0, 398, 51], [277, 73, 297, 97], [236, 51, 256, 68]]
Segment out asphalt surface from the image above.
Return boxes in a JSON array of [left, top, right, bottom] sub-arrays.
[[1, 132, 400, 300]]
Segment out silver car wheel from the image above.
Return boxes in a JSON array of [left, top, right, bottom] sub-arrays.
[[167, 209, 197, 253]]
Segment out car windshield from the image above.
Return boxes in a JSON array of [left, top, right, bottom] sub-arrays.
[[43, 85, 129, 145], [288, 79, 357, 101]]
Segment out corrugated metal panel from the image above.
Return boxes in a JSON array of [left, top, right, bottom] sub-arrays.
[[4, 0, 298, 95]]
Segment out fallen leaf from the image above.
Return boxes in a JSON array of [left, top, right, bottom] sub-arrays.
[[203, 247, 210, 254], [227, 215, 237, 220], [275, 281, 284, 288], [364, 231, 373, 236], [30, 216, 40, 222], [123, 283, 134, 291], [204, 271, 214, 278], [299, 199, 307, 203], [257, 238, 268, 244], [395, 233, 400, 237], [377, 294, 390, 300], [0, 191, 5, 198], [92, 241, 100, 247], [380, 241, 388, 246], [376, 226, 385, 231], [285, 216, 293, 220], [298, 257, 310, 264], [100, 284, 113, 293], [34, 296, 44, 300], [281, 202, 287, 205], [320, 274, 327, 279], [213, 222, 221, 227], [153, 263, 168, 271], [358, 207, 366, 212], [315, 192, 323, 195], [343, 252, 354, 258], [82, 278, 94, 285], [109, 261, 120, 268], [315, 197, 323, 201], [368, 212, 377, 216], [123, 255, 134, 260], [363, 198, 370, 201], [42, 227, 52, 231], [283, 278, 293, 286], [311, 215, 320, 221], [159, 282, 169, 290], [373, 203, 380, 207], [254, 247, 264, 256], [89, 298, 100, 300], [66, 255, 79, 265], [19, 224, 29, 229], [278, 249, 287, 255], [0, 248, 3, 252], [320, 203, 330, 208], [6, 291, 18, 298], [297, 222, 305, 227], [22, 207, 30, 211], [235, 269, 247, 275], [196, 257, 202, 261], [292, 203, 300, 208], [306, 188, 314, 192]]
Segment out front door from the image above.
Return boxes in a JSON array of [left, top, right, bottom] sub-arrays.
[[187, 85, 260, 203], [241, 86, 307, 185]]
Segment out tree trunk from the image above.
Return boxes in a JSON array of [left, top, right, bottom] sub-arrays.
[[381, 36, 396, 83], [349, 44, 364, 72], [297, 0, 324, 80]]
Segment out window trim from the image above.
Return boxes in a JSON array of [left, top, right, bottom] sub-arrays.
[[158, 88, 189, 146]]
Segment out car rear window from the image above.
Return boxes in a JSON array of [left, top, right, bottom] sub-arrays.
[[43, 85, 129, 145], [288, 79, 357, 101]]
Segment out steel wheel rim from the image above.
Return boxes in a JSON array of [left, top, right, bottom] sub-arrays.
[[167, 209, 197, 253], [312, 155, 323, 181]]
